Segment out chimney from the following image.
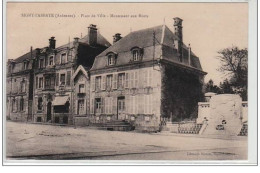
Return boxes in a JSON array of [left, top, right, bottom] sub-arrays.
[[88, 24, 97, 46], [173, 17, 183, 60], [73, 37, 79, 46], [113, 33, 122, 44], [49, 37, 56, 49], [188, 44, 191, 66]]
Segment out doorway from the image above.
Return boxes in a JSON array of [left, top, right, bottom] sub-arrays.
[[117, 96, 125, 120], [47, 102, 52, 122]]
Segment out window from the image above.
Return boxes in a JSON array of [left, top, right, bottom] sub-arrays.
[[106, 75, 113, 89], [95, 98, 102, 114], [23, 61, 28, 70], [118, 73, 125, 88], [133, 50, 139, 61], [49, 56, 54, 66], [105, 97, 113, 114], [78, 100, 85, 115], [21, 80, 26, 92], [12, 99, 16, 112], [39, 59, 44, 68], [108, 55, 115, 66], [95, 76, 101, 91], [61, 53, 66, 64], [39, 77, 43, 88], [60, 74, 65, 85], [45, 77, 50, 88], [20, 97, 24, 111], [38, 97, 43, 111], [79, 84, 85, 93], [131, 48, 143, 62]]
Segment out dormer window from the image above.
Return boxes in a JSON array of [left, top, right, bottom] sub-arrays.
[[23, 61, 28, 70], [61, 53, 67, 64], [39, 59, 44, 68], [106, 52, 117, 66], [131, 47, 143, 62], [49, 56, 54, 66], [133, 50, 139, 61]]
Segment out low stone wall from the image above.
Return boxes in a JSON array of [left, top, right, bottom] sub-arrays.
[[74, 114, 160, 132], [9, 112, 28, 122]]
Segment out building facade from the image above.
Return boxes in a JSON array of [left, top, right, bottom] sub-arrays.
[[7, 24, 111, 125], [6, 48, 35, 121], [89, 18, 207, 131]]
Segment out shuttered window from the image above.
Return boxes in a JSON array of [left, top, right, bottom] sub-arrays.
[[101, 97, 104, 113], [134, 71, 138, 88], [125, 73, 129, 88], [56, 73, 59, 86], [106, 75, 113, 90], [101, 75, 106, 90], [91, 76, 95, 91], [105, 97, 113, 114], [129, 72, 134, 88], [144, 95, 152, 114], [112, 74, 118, 89], [66, 71, 71, 86]]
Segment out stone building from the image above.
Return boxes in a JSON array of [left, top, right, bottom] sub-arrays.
[[89, 18, 207, 131], [33, 24, 110, 124], [72, 65, 91, 126], [6, 24, 110, 124], [6, 48, 35, 121]]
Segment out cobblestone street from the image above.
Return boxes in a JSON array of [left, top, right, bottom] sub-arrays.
[[5, 122, 247, 160]]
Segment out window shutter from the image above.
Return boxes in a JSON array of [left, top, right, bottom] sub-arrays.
[[110, 97, 113, 114], [90, 98, 94, 114], [105, 97, 108, 114], [113, 74, 118, 89], [101, 75, 106, 90], [101, 97, 104, 114], [134, 71, 138, 88], [144, 70, 148, 87], [112, 97, 117, 114], [91, 76, 95, 91], [125, 73, 129, 88], [66, 71, 71, 86], [36, 77, 38, 89], [130, 72, 134, 88], [56, 73, 59, 86]]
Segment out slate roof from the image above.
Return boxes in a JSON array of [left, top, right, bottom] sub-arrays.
[[57, 31, 111, 50], [12, 30, 111, 63], [91, 25, 204, 72], [12, 49, 37, 63]]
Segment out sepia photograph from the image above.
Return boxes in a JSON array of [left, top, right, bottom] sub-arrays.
[[2, 0, 257, 165]]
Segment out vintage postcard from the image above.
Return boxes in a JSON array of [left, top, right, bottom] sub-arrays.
[[2, 0, 257, 165]]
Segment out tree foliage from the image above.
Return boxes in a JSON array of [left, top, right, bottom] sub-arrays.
[[217, 46, 248, 100]]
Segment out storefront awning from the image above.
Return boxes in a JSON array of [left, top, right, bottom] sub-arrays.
[[52, 96, 69, 106]]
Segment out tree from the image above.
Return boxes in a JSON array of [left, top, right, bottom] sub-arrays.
[[219, 79, 234, 94], [205, 79, 221, 94], [217, 46, 248, 100]]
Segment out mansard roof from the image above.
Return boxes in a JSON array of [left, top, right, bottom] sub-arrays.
[[12, 49, 37, 63], [57, 31, 111, 50], [91, 25, 204, 72]]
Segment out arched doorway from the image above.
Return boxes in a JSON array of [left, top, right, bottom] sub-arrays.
[[47, 102, 52, 122]]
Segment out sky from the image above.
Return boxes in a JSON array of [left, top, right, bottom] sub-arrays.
[[6, 2, 248, 85]]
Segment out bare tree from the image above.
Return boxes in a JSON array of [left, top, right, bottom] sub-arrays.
[[217, 46, 248, 100]]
